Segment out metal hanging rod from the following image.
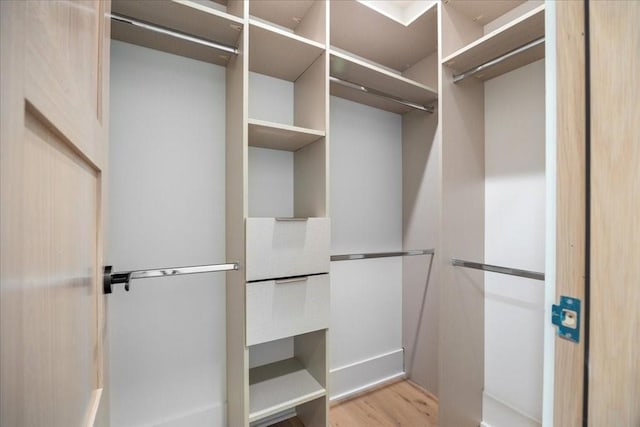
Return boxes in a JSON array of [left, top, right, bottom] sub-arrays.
[[331, 249, 434, 262], [451, 259, 544, 281], [103, 262, 239, 294], [453, 36, 545, 83], [329, 76, 435, 113], [109, 13, 239, 55]]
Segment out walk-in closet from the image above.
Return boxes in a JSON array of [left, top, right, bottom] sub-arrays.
[[4, 0, 639, 426], [107, 0, 547, 425]]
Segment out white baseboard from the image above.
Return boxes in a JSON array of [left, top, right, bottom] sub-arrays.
[[154, 402, 226, 427], [482, 392, 541, 427], [330, 348, 405, 401]]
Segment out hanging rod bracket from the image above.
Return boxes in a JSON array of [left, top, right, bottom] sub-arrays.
[[103, 262, 239, 294]]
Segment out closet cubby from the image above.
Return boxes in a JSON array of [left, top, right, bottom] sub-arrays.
[[442, 0, 544, 81], [248, 330, 328, 426], [111, 0, 244, 66], [329, 0, 438, 113], [249, 0, 326, 45]]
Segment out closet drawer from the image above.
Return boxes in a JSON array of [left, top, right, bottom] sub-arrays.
[[246, 217, 330, 281], [246, 274, 329, 346]]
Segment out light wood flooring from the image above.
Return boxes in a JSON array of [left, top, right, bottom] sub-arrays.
[[270, 380, 438, 427]]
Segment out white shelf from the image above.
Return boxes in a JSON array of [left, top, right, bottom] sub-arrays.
[[249, 19, 325, 81], [330, 0, 437, 72], [442, 4, 545, 81], [249, 358, 326, 423], [111, 0, 243, 66], [330, 49, 437, 112], [248, 119, 324, 151]]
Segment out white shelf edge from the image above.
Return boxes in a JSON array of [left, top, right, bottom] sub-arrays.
[[330, 49, 437, 95], [441, 4, 546, 65], [248, 388, 325, 422], [247, 119, 325, 137], [173, 0, 245, 26], [249, 18, 326, 50], [248, 358, 326, 423]]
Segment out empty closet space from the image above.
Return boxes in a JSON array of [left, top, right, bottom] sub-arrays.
[[327, 0, 440, 403], [440, 1, 546, 426], [107, 1, 242, 426]]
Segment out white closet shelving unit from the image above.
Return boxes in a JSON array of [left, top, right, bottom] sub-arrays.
[[108, 0, 551, 425], [242, 1, 330, 426], [440, 1, 547, 426]]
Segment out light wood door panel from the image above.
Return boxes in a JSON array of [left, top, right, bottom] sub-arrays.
[[589, 1, 640, 424], [553, 2, 586, 426], [0, 1, 110, 426]]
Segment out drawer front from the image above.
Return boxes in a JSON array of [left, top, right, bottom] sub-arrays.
[[246, 217, 330, 281], [246, 274, 329, 346]]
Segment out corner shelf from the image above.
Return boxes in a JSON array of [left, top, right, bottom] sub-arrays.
[[442, 4, 545, 81], [111, 0, 243, 66], [249, 19, 325, 81], [248, 119, 325, 151], [330, 49, 437, 114], [249, 358, 326, 423], [330, 0, 438, 72]]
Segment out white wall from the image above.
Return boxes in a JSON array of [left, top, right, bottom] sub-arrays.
[[329, 96, 404, 398], [483, 59, 545, 426], [108, 41, 227, 427]]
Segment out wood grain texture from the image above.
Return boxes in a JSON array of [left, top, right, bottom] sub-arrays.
[[328, 380, 438, 427], [553, 2, 586, 426], [589, 1, 640, 425], [1, 0, 109, 425]]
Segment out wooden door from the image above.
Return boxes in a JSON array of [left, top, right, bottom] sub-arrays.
[[0, 1, 111, 426], [588, 1, 640, 424], [554, 1, 640, 425]]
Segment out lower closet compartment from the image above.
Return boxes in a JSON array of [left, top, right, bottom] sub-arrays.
[[441, 54, 547, 427], [108, 40, 228, 426], [329, 92, 440, 400], [482, 59, 545, 427]]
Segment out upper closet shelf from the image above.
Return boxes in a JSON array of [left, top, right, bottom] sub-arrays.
[[248, 119, 325, 151], [249, 19, 325, 81], [330, 49, 437, 113], [249, 358, 325, 423], [330, 0, 438, 72], [442, 4, 545, 82], [111, 0, 243, 66]]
